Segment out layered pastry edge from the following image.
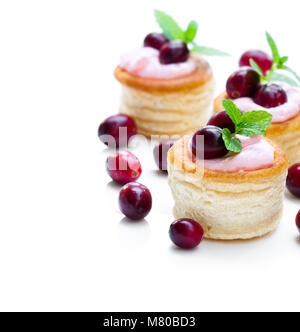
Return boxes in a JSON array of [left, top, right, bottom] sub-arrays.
[[114, 52, 215, 137], [167, 135, 288, 240]]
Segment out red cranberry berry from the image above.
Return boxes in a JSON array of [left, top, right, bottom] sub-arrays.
[[286, 163, 300, 198], [169, 219, 204, 249], [207, 110, 235, 133], [296, 210, 300, 234], [226, 67, 260, 99], [98, 114, 137, 148], [159, 41, 189, 64], [191, 126, 228, 160], [253, 83, 287, 108], [106, 151, 142, 185], [153, 140, 175, 172], [239, 50, 273, 76], [144, 32, 168, 50], [119, 183, 152, 220]]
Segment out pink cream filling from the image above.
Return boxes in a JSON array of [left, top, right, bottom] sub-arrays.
[[119, 47, 196, 79], [190, 135, 275, 172], [232, 88, 300, 123]]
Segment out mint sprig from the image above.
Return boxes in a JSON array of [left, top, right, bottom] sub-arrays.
[[184, 21, 198, 43], [221, 100, 273, 153], [249, 59, 264, 79], [268, 72, 299, 87], [154, 10, 229, 56], [154, 10, 184, 41], [222, 128, 242, 153], [249, 32, 300, 87], [191, 45, 230, 57], [266, 32, 280, 64]]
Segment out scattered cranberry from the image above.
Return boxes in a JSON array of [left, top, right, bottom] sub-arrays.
[[296, 210, 300, 234], [144, 32, 168, 50], [239, 50, 273, 76], [119, 183, 152, 220], [159, 41, 189, 64], [98, 114, 137, 147], [169, 219, 204, 249], [286, 163, 300, 198], [254, 83, 287, 108], [106, 151, 142, 185], [191, 126, 228, 160], [153, 140, 175, 172], [207, 110, 235, 133], [226, 67, 260, 99]]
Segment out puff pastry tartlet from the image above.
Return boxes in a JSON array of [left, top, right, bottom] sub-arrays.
[[115, 52, 214, 138], [168, 135, 288, 240], [168, 100, 288, 240], [114, 10, 229, 138], [214, 33, 300, 165]]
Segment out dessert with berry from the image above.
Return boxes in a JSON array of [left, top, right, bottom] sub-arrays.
[[214, 32, 300, 165], [114, 10, 228, 138], [167, 100, 288, 240]]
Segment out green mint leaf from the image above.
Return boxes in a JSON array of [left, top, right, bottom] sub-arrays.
[[222, 99, 243, 128], [154, 10, 184, 41], [266, 32, 280, 64], [280, 65, 300, 83], [191, 45, 230, 56], [184, 20, 198, 43], [228, 138, 242, 152], [221, 102, 272, 154], [237, 122, 266, 136], [279, 56, 289, 65], [222, 128, 242, 153], [241, 111, 272, 129], [268, 71, 299, 87], [249, 59, 265, 79], [222, 128, 231, 147]]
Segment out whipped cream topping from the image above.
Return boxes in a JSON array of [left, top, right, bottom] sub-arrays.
[[233, 88, 300, 123], [119, 47, 196, 79], [191, 135, 275, 172]]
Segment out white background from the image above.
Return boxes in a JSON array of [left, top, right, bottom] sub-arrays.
[[0, 0, 299, 312]]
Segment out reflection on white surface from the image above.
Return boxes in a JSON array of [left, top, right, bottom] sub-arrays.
[[117, 218, 151, 250], [106, 180, 122, 191]]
